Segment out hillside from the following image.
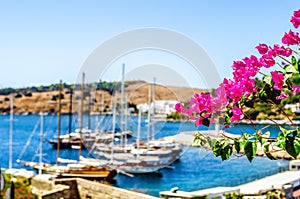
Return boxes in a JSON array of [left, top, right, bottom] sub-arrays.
[[0, 81, 206, 115]]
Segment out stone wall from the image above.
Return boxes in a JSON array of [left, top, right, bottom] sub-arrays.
[[54, 178, 159, 199], [31, 177, 70, 199], [77, 178, 158, 199], [42, 187, 70, 199], [54, 179, 80, 199], [32, 177, 159, 199]]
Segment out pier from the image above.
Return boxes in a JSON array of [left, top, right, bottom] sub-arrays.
[[160, 161, 300, 199], [162, 130, 220, 146], [237, 170, 299, 195]]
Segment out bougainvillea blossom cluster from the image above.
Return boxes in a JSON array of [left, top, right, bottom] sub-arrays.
[[175, 9, 300, 126]]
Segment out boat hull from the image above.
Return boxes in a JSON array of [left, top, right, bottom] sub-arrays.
[[19, 160, 117, 182], [47, 139, 87, 150]]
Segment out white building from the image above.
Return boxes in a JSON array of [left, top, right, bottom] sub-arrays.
[[136, 100, 178, 115], [284, 103, 300, 115]]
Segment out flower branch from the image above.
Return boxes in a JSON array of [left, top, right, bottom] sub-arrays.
[[175, 8, 300, 161]]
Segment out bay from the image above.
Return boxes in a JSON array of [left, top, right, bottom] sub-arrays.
[[0, 115, 290, 197]]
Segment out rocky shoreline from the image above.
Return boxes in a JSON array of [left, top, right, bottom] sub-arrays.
[[0, 81, 204, 115]]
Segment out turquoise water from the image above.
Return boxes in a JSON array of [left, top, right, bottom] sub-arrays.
[[0, 115, 290, 196]]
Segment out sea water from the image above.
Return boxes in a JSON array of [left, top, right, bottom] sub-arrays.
[[0, 115, 290, 197]]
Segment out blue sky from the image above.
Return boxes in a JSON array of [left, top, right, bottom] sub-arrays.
[[0, 1, 300, 88]]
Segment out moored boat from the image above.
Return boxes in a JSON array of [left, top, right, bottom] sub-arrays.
[[17, 160, 117, 181]]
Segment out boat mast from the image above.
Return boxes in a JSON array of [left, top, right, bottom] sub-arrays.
[[111, 95, 117, 163], [68, 87, 73, 135], [120, 63, 125, 147], [101, 92, 104, 115], [112, 93, 117, 134], [151, 77, 156, 140], [147, 84, 151, 149], [56, 80, 62, 165], [124, 96, 128, 147], [88, 87, 92, 130], [39, 112, 44, 174], [9, 94, 13, 169], [79, 73, 85, 158], [136, 108, 141, 160]]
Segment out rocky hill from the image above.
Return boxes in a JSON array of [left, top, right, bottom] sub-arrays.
[[0, 81, 206, 115]]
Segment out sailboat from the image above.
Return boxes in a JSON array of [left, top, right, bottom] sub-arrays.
[[46, 87, 91, 150], [48, 86, 117, 150], [18, 78, 117, 181], [89, 66, 182, 174], [90, 108, 182, 174]]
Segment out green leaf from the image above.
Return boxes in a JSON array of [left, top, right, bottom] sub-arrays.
[[224, 115, 230, 125], [294, 135, 300, 157], [292, 55, 297, 66], [213, 140, 233, 161], [275, 132, 286, 149], [279, 126, 288, 136], [284, 64, 298, 74], [255, 131, 263, 145], [234, 138, 241, 153], [193, 138, 201, 147], [276, 129, 300, 159], [206, 136, 217, 148], [258, 89, 268, 101], [221, 144, 233, 161], [213, 140, 222, 158], [202, 117, 210, 127], [264, 144, 276, 160], [286, 78, 293, 90], [244, 98, 255, 108], [193, 132, 206, 146], [263, 76, 272, 85], [256, 131, 270, 146], [285, 136, 297, 159], [244, 141, 257, 162], [242, 133, 253, 140]]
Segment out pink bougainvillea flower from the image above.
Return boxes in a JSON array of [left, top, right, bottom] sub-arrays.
[[189, 92, 212, 114], [284, 48, 292, 57], [282, 30, 300, 45], [256, 43, 269, 54], [271, 71, 284, 90], [243, 55, 262, 77], [211, 85, 228, 113], [231, 60, 246, 72], [266, 49, 277, 58], [259, 54, 275, 68], [222, 78, 243, 103], [175, 103, 184, 113], [292, 85, 300, 95], [191, 116, 203, 126], [183, 108, 192, 117], [243, 79, 257, 97], [291, 9, 300, 28], [191, 113, 211, 126], [230, 107, 244, 123], [272, 44, 292, 57], [276, 93, 289, 100], [231, 56, 262, 87]]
